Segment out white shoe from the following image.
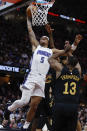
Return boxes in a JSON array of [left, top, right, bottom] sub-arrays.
[[23, 121, 30, 129]]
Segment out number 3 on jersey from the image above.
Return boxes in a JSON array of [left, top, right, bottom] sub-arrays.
[[40, 57, 45, 63], [63, 82, 77, 95]]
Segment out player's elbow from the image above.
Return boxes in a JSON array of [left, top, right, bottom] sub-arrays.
[[26, 7, 29, 15], [26, 7, 32, 18], [48, 58, 53, 65], [48, 58, 56, 69]]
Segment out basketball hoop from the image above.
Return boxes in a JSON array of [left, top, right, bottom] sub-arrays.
[[31, 0, 55, 26]]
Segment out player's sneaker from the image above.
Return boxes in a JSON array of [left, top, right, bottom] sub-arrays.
[[23, 121, 30, 129], [21, 127, 28, 131]]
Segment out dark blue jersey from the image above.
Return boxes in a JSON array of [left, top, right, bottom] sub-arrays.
[[54, 66, 80, 105]]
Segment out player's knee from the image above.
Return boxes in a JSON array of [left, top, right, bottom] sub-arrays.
[[21, 97, 29, 106], [32, 104, 38, 112], [30, 97, 42, 112], [30, 103, 38, 112]]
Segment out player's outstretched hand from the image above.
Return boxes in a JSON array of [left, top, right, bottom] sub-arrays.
[[74, 34, 83, 45], [26, 2, 33, 18], [45, 24, 54, 34]]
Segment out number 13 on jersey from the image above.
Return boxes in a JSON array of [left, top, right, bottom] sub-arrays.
[[63, 82, 77, 95]]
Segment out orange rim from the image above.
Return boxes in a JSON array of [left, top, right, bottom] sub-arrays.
[[32, 1, 54, 5]]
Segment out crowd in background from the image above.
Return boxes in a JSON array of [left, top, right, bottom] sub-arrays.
[[0, 18, 31, 67], [79, 106, 87, 131], [0, 81, 29, 129]]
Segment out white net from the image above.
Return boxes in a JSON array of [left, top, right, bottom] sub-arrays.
[[31, 0, 54, 26]]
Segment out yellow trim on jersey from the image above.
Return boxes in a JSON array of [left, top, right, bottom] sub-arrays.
[[60, 75, 80, 81]]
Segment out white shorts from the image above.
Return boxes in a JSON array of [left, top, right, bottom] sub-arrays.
[[22, 82, 45, 98]]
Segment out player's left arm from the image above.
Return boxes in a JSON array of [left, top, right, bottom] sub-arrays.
[[48, 44, 71, 70], [52, 48, 65, 54], [45, 24, 55, 48], [48, 55, 63, 72], [75, 62, 81, 78], [52, 42, 71, 54]]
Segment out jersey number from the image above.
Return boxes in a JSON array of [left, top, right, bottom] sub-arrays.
[[63, 82, 76, 95], [40, 57, 45, 63]]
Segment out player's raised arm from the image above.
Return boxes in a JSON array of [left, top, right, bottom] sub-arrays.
[[45, 24, 55, 48], [26, 6, 39, 50], [63, 34, 82, 56], [71, 34, 83, 52]]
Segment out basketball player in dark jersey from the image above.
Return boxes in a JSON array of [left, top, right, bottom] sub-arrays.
[[48, 52, 81, 131]]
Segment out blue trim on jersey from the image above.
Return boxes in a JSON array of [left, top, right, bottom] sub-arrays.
[[22, 70, 29, 84], [22, 85, 29, 90], [23, 55, 33, 85], [37, 50, 51, 57], [29, 57, 33, 69]]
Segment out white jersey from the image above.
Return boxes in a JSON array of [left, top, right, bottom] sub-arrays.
[[26, 45, 52, 85]]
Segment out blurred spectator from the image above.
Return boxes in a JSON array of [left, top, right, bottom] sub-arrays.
[[17, 119, 25, 129], [9, 118, 16, 128], [0, 104, 3, 124], [2, 119, 9, 128], [0, 80, 29, 129]]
